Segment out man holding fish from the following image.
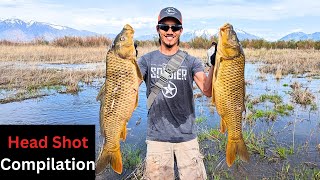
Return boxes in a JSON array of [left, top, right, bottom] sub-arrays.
[[138, 7, 215, 180], [95, 6, 249, 180]]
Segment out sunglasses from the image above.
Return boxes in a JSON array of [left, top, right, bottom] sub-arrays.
[[157, 24, 183, 32]]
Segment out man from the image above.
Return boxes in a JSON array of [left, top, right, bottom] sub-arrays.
[[137, 7, 216, 180]]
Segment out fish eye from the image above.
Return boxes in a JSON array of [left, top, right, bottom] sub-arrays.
[[120, 36, 126, 41]]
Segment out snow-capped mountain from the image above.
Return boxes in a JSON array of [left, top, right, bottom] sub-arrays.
[[0, 18, 98, 41], [0, 18, 262, 42], [135, 28, 260, 42], [180, 28, 261, 42], [4, 18, 319, 42], [279, 32, 320, 41]]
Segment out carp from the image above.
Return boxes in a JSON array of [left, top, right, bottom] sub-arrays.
[[212, 23, 250, 167], [95, 24, 143, 175]]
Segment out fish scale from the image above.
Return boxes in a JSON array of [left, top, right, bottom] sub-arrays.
[[212, 23, 249, 167]]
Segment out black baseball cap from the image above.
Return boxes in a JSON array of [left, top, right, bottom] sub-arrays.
[[158, 7, 182, 25]]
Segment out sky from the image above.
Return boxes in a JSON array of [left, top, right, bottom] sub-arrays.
[[1, 0, 320, 41]]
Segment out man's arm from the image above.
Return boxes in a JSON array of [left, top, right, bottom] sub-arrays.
[[193, 41, 217, 97], [194, 66, 214, 97]]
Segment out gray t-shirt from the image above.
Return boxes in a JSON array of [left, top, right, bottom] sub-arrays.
[[138, 50, 204, 143]]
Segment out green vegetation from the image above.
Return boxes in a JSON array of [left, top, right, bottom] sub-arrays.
[[195, 116, 207, 124], [122, 145, 142, 170], [274, 146, 294, 159], [245, 93, 294, 123]]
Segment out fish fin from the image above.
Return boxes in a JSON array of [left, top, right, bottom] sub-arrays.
[[134, 92, 139, 109], [226, 140, 237, 167], [95, 148, 123, 175], [243, 81, 246, 114], [97, 82, 106, 101], [237, 138, 250, 163], [99, 102, 106, 135], [131, 59, 141, 110], [226, 138, 250, 167], [220, 118, 227, 133], [211, 86, 215, 105], [132, 59, 143, 81], [120, 124, 127, 141]]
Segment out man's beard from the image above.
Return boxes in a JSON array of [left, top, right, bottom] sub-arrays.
[[161, 37, 178, 48], [164, 43, 174, 48], [158, 34, 180, 48]]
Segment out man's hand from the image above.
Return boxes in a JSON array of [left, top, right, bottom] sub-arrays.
[[206, 41, 217, 67]]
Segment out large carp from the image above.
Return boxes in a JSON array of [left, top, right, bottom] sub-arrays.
[[212, 23, 250, 167], [95, 24, 142, 175]]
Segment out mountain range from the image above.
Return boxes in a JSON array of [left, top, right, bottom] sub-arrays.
[[0, 19, 98, 41], [279, 32, 320, 41], [1, 18, 319, 42]]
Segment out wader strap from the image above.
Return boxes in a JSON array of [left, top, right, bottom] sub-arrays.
[[147, 50, 187, 110]]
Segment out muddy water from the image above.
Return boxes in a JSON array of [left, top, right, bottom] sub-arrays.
[[0, 63, 319, 179]]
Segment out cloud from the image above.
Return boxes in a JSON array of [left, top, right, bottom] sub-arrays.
[[1, 0, 320, 40], [179, 0, 320, 21], [289, 28, 304, 33], [74, 16, 155, 30]]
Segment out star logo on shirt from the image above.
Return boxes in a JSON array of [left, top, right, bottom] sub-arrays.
[[162, 81, 177, 98]]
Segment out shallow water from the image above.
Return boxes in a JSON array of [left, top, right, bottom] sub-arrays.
[[0, 63, 319, 179], [0, 61, 104, 71]]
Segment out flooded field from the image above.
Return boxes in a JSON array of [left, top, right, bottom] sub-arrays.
[[0, 63, 319, 179]]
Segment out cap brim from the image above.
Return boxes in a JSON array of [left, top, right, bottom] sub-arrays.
[[158, 16, 182, 24]]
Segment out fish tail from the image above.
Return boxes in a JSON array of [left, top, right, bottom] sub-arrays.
[[226, 138, 249, 167], [95, 147, 123, 175]]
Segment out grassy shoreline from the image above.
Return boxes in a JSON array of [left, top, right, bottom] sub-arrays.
[[1, 45, 319, 179], [1, 45, 320, 103]]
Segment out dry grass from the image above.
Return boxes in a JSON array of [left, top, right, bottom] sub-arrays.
[[0, 45, 107, 63], [0, 67, 104, 90], [289, 81, 316, 106], [0, 67, 105, 103], [1, 45, 320, 75], [1, 45, 320, 103], [244, 48, 320, 76]]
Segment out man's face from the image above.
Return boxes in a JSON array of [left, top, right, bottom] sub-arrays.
[[157, 18, 183, 48]]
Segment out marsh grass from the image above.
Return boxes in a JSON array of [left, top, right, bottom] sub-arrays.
[[1, 45, 319, 90], [1, 45, 320, 75], [273, 146, 294, 159], [1, 44, 319, 179], [245, 93, 294, 123], [289, 81, 316, 106], [0, 67, 104, 103], [0, 45, 107, 63], [243, 131, 268, 159], [195, 114, 319, 180], [121, 144, 143, 170], [195, 116, 207, 124], [275, 65, 283, 80], [245, 48, 320, 76]]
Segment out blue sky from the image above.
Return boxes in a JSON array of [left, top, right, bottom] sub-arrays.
[[1, 0, 320, 41]]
